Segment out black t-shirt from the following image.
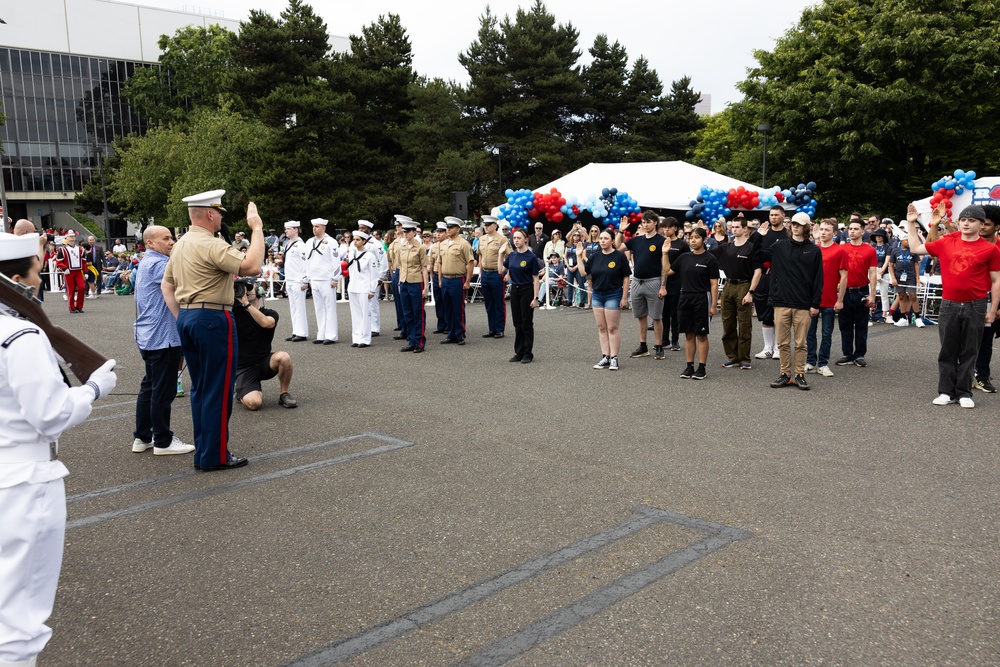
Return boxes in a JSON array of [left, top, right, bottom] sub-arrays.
[[624, 234, 666, 279], [674, 251, 720, 294], [665, 238, 690, 291], [235, 304, 278, 369], [750, 226, 789, 271], [710, 239, 755, 281], [585, 249, 631, 292]]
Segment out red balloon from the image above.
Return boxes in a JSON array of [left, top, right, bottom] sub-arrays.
[[551, 211, 564, 222]]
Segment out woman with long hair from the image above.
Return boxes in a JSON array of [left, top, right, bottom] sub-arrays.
[[576, 228, 631, 370]]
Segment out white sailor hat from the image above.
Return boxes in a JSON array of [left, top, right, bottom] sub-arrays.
[[64, 230, 76, 237], [393, 214, 412, 225], [310, 218, 329, 227], [358, 219, 374, 230], [400, 220, 419, 231], [182, 189, 227, 212], [435, 221, 448, 231], [444, 216, 463, 228], [0, 232, 41, 261], [482, 215, 499, 226], [284, 220, 300, 229], [352, 230, 371, 240]]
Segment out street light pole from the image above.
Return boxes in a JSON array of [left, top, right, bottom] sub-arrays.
[[757, 123, 772, 189]]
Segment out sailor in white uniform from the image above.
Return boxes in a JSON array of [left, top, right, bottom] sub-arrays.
[[357, 220, 385, 336], [0, 232, 117, 667], [305, 218, 341, 344], [281, 220, 309, 342], [346, 230, 380, 347]]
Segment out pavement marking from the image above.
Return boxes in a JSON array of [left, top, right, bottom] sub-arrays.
[[66, 432, 414, 530], [279, 507, 751, 667], [91, 399, 139, 410]]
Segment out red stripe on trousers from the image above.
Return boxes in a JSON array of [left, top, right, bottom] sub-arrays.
[[219, 312, 233, 464]]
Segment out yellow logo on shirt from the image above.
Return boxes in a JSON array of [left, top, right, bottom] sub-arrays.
[[519, 260, 527, 267], [608, 261, 616, 268], [649, 245, 656, 252]]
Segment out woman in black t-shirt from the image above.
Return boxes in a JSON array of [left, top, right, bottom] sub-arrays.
[[576, 228, 631, 370], [672, 228, 720, 380]]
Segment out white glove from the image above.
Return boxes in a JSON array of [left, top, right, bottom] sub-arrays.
[[86, 359, 117, 400]]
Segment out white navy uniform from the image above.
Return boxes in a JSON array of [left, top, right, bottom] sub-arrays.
[[365, 239, 385, 333], [305, 232, 341, 342], [346, 246, 380, 345], [283, 236, 309, 338], [0, 305, 99, 665]]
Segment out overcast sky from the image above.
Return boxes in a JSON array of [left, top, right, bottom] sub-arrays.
[[149, 0, 817, 110]]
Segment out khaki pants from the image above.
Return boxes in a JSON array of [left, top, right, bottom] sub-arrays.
[[720, 281, 752, 363], [774, 306, 811, 376]]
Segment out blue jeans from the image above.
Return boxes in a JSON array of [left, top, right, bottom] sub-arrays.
[[806, 308, 836, 367], [567, 269, 587, 306]]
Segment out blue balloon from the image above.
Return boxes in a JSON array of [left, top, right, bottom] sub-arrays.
[[967, 170, 977, 180], [954, 169, 965, 179]]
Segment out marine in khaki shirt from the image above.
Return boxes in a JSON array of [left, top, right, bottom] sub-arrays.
[[397, 236, 429, 287], [164, 224, 248, 307], [436, 230, 475, 284], [478, 227, 506, 273]]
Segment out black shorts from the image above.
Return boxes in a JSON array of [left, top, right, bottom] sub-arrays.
[[677, 293, 711, 335], [235, 354, 278, 400]]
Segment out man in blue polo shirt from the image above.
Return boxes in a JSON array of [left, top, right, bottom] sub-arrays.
[[132, 225, 195, 456]]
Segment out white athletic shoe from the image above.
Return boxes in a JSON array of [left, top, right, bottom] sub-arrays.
[[959, 397, 975, 409], [817, 366, 834, 377], [804, 363, 816, 373], [894, 319, 909, 327], [932, 394, 956, 406], [754, 348, 773, 360], [132, 437, 153, 453], [914, 318, 925, 328], [153, 436, 196, 455]]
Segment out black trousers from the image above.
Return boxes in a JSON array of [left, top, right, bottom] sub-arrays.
[[838, 290, 870, 359], [134, 345, 182, 447], [510, 284, 535, 359], [660, 290, 681, 346], [938, 298, 987, 399], [975, 325, 993, 379]]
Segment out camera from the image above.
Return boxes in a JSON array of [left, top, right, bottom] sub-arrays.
[[234, 277, 262, 302]]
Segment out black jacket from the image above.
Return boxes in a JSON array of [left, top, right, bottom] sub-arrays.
[[762, 238, 823, 310]]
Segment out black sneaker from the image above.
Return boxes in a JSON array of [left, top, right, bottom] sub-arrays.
[[793, 374, 810, 390], [593, 355, 611, 369], [975, 376, 997, 393], [670, 344, 682, 352], [509, 355, 523, 363], [680, 364, 695, 379], [770, 373, 793, 388], [629, 344, 649, 358], [834, 356, 854, 366], [654, 346, 665, 360], [692, 366, 706, 380], [853, 357, 867, 367]]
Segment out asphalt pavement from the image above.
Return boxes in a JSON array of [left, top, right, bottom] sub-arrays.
[[37, 290, 1000, 666]]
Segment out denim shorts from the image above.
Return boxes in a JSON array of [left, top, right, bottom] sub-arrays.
[[592, 288, 623, 310]]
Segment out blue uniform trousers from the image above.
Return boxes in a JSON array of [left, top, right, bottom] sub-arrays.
[[441, 276, 466, 342], [400, 282, 426, 349], [432, 280, 446, 332], [391, 268, 405, 334], [481, 270, 506, 334], [178, 308, 237, 468]]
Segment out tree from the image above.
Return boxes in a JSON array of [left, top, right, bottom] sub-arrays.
[[121, 25, 234, 126], [578, 35, 631, 163], [729, 0, 1000, 213]]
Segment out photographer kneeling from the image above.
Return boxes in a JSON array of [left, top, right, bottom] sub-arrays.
[[233, 278, 297, 410]]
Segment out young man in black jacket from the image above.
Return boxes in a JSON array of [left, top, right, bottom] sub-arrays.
[[759, 212, 823, 389]]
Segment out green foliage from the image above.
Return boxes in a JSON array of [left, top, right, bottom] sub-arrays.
[[122, 25, 234, 126], [729, 0, 1000, 214]]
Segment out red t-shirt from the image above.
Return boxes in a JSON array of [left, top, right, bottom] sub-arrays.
[[841, 242, 877, 287], [925, 234, 1000, 302], [819, 243, 847, 308]]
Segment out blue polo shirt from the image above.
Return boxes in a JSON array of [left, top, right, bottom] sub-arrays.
[[133, 250, 181, 350]]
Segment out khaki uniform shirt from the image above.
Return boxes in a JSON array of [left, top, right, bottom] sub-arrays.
[[439, 237, 474, 276], [163, 226, 244, 305], [397, 241, 428, 283], [478, 233, 506, 273]]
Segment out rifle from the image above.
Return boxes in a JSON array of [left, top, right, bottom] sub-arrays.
[[0, 273, 108, 382]]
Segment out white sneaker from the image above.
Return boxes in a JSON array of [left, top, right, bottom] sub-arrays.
[[868, 320, 875, 327], [754, 348, 773, 359], [817, 365, 834, 377], [914, 318, 925, 328], [85, 294, 94, 299], [153, 437, 196, 455], [131, 437, 153, 453], [932, 394, 956, 406], [593, 355, 610, 369], [608, 356, 619, 371], [894, 319, 909, 327], [959, 397, 975, 409], [804, 363, 816, 373]]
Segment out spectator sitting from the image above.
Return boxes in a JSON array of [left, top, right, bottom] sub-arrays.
[[102, 251, 119, 290], [545, 253, 568, 305]]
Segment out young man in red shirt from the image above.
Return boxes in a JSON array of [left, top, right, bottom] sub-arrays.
[[835, 219, 877, 367], [806, 219, 848, 377], [906, 204, 1000, 408]]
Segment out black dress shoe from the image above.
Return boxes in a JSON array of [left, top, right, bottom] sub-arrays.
[[313, 339, 325, 344], [400, 345, 416, 352], [520, 356, 533, 364], [393, 334, 407, 340], [456, 338, 466, 345], [290, 335, 307, 342], [432, 329, 446, 334], [351, 343, 359, 347], [412, 346, 424, 353], [357, 343, 370, 348], [323, 339, 337, 345], [483, 332, 496, 338], [196, 456, 248, 471], [509, 355, 523, 362], [393, 326, 402, 331], [371, 332, 380, 337], [285, 335, 296, 341], [493, 332, 505, 338], [440, 338, 457, 344]]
